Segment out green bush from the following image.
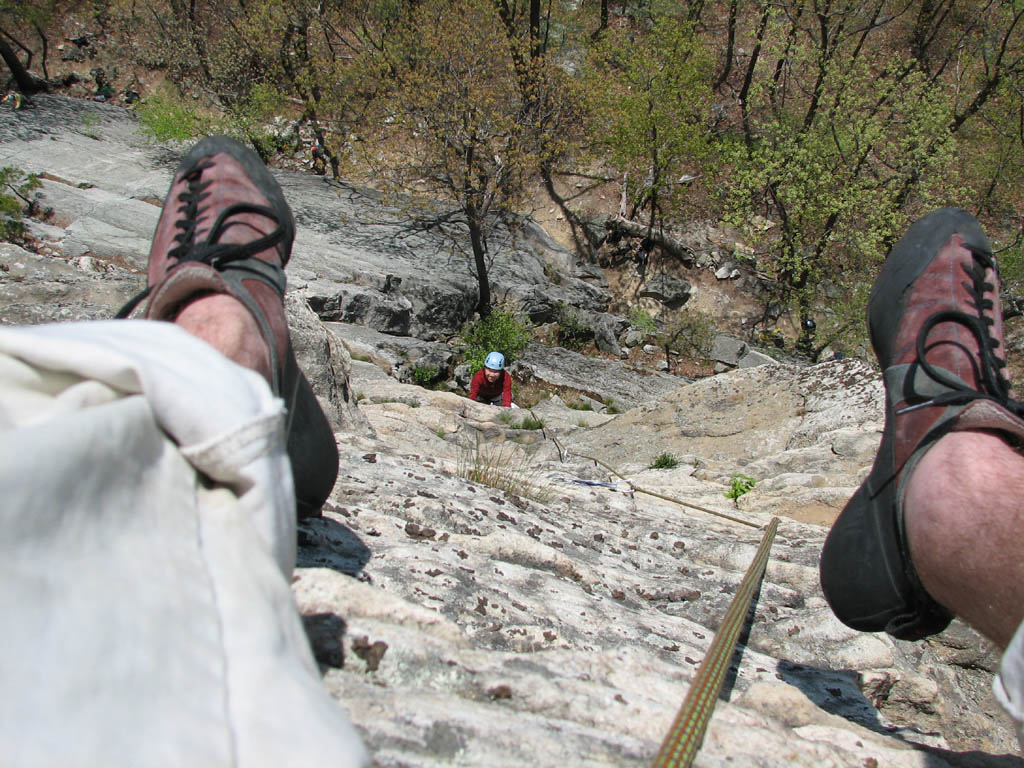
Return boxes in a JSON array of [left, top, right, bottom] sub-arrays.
[[655, 309, 715, 361], [0, 167, 43, 243], [136, 93, 210, 143], [412, 365, 439, 386], [461, 307, 532, 372], [556, 302, 592, 349], [628, 306, 657, 334]]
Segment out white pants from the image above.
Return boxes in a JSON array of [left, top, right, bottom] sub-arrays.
[[0, 320, 366, 767], [996, 622, 1024, 746]]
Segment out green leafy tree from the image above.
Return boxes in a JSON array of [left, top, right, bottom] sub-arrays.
[[0, 0, 58, 93], [583, 15, 715, 232], [0, 167, 43, 242], [716, 0, 1024, 356], [364, 0, 539, 318]]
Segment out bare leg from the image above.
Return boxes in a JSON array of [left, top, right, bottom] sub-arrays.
[[174, 294, 272, 384], [904, 430, 1024, 648]]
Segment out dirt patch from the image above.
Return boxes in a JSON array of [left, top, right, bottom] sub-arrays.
[[780, 502, 841, 527]]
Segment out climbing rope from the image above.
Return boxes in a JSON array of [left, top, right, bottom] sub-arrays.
[[533, 414, 778, 763], [651, 516, 780, 767], [571, 450, 761, 529]]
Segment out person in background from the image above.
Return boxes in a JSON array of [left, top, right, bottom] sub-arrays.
[[468, 351, 512, 407]]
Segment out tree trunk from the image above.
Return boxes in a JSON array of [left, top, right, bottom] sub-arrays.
[[467, 211, 491, 318], [0, 35, 49, 95], [606, 216, 695, 266]]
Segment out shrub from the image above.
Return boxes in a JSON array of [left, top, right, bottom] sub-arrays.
[[629, 306, 657, 334], [412, 365, 439, 386], [136, 93, 210, 143], [0, 167, 44, 243], [655, 309, 715, 363], [649, 452, 679, 470], [555, 302, 592, 349], [461, 307, 532, 372]]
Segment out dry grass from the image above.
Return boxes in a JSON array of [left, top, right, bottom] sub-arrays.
[[456, 435, 554, 505]]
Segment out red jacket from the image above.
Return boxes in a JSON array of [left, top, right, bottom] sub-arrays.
[[468, 368, 511, 406]]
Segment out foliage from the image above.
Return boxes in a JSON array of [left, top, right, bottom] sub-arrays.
[[0, 167, 43, 242], [649, 452, 679, 470], [628, 306, 657, 334], [461, 307, 532, 372], [361, 0, 554, 316], [412, 365, 439, 387], [135, 92, 211, 143], [717, 0, 1001, 354], [555, 302, 591, 349], [582, 13, 715, 227], [510, 415, 544, 430], [654, 309, 715, 364], [724, 472, 755, 507], [457, 435, 553, 504], [14, 0, 1024, 356]]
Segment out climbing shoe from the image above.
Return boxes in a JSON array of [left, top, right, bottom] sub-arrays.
[[118, 136, 338, 517], [820, 207, 1024, 640]]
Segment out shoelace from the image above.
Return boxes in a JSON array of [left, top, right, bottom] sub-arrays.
[[898, 245, 1024, 418], [115, 162, 286, 318]]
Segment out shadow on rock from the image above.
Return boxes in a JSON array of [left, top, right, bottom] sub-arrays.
[[297, 514, 372, 576], [301, 612, 348, 671]]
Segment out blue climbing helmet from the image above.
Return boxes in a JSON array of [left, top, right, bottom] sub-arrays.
[[484, 351, 505, 370]]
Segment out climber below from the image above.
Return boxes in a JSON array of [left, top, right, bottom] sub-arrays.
[[468, 351, 513, 407]]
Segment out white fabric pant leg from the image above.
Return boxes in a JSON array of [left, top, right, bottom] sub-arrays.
[[996, 619, 1024, 749], [0, 320, 367, 768]]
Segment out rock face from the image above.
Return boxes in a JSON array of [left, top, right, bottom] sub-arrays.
[[2, 95, 1022, 767], [0, 95, 611, 344]]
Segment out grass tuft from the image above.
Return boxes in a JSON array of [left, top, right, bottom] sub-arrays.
[[457, 436, 553, 504], [649, 452, 679, 470]]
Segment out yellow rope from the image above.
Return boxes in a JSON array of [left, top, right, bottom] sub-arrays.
[[651, 516, 779, 767], [572, 451, 761, 529]]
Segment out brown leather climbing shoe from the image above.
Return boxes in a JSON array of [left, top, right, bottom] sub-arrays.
[[820, 207, 1024, 640], [118, 136, 338, 517]]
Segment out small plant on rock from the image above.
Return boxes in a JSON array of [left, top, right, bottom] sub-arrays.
[[555, 302, 592, 350], [0, 167, 44, 243], [649, 453, 679, 470], [457, 435, 553, 504], [724, 472, 756, 507], [629, 306, 657, 334], [510, 415, 544, 431], [412, 364, 439, 387]]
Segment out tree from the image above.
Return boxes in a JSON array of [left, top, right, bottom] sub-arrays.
[[582, 15, 715, 238], [713, 0, 1011, 356], [362, 0, 537, 318], [0, 1, 56, 94]]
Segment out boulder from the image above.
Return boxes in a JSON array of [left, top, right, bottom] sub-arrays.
[[638, 274, 693, 308]]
